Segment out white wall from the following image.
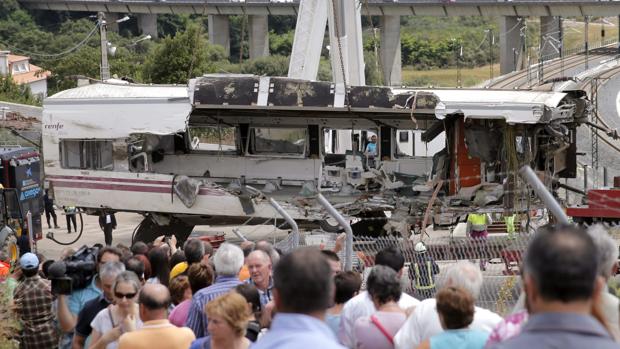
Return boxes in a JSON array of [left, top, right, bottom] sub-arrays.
[[28, 79, 47, 99], [396, 130, 445, 157]]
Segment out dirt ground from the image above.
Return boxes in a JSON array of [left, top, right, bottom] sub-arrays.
[[35, 211, 288, 260]]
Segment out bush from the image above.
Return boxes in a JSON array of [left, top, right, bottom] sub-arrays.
[[240, 55, 289, 76], [0, 76, 40, 106], [0, 282, 19, 349], [269, 31, 294, 57]]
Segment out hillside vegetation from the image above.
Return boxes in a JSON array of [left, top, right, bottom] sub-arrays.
[[0, 0, 616, 101]]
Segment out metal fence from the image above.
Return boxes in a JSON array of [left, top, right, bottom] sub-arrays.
[[273, 219, 620, 317], [350, 233, 528, 315], [277, 230, 529, 315]]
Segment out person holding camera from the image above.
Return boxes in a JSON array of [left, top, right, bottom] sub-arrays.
[[13, 253, 58, 349], [89, 271, 143, 349], [57, 247, 122, 349], [72, 261, 126, 349]]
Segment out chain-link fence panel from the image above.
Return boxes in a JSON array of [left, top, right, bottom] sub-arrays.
[[349, 232, 529, 316], [274, 222, 620, 316]]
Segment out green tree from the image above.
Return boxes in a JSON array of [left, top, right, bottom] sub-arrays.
[[0, 75, 39, 106], [269, 31, 294, 56], [240, 55, 289, 76], [143, 25, 228, 84]]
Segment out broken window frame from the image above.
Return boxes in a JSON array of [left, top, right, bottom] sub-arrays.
[[393, 129, 445, 159], [246, 126, 308, 158], [187, 125, 239, 154], [322, 127, 379, 156], [60, 139, 114, 170]]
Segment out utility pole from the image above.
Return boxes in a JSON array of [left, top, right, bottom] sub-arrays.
[[457, 44, 462, 88], [98, 12, 110, 81], [585, 16, 590, 70], [601, 17, 606, 47], [488, 29, 494, 80], [591, 77, 599, 186], [538, 40, 543, 84], [453, 38, 461, 87]]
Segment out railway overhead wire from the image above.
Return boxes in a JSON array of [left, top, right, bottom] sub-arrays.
[[485, 45, 619, 90]]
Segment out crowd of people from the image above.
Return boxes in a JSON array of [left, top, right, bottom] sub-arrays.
[[2, 223, 620, 349]]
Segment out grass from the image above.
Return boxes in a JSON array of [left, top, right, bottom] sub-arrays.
[[402, 64, 500, 88], [401, 17, 619, 87], [563, 18, 619, 51]]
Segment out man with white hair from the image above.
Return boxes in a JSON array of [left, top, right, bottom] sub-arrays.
[[394, 261, 502, 349], [185, 243, 244, 337], [587, 224, 620, 341], [246, 249, 274, 308]]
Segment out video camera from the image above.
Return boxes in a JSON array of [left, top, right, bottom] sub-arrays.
[[49, 245, 99, 295]]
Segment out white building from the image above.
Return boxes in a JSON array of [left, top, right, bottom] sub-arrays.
[[0, 51, 50, 99]]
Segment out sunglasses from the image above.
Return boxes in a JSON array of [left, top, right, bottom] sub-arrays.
[[115, 291, 137, 299]]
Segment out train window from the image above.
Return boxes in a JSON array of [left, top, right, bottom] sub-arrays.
[[395, 130, 445, 158], [60, 140, 113, 170], [60, 140, 82, 168], [248, 127, 307, 156], [323, 128, 377, 155], [188, 126, 238, 153]]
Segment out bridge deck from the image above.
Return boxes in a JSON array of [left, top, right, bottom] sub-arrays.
[[19, 0, 620, 17]]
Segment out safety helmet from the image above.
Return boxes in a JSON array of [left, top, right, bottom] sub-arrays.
[[414, 242, 427, 253]]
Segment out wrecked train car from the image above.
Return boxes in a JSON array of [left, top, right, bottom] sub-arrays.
[[41, 76, 588, 242]]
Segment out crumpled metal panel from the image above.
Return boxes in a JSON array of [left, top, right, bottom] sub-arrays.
[[193, 76, 260, 106], [173, 175, 202, 208], [268, 78, 333, 107], [348, 86, 395, 108]]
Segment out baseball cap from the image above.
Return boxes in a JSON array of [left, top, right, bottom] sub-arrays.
[[170, 261, 188, 280], [20, 253, 39, 270]]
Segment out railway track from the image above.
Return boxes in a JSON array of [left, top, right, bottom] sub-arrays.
[[486, 46, 618, 89]]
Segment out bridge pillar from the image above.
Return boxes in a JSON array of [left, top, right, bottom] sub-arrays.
[[248, 15, 269, 59], [380, 15, 401, 86], [137, 14, 158, 39], [499, 16, 525, 75], [208, 15, 230, 56], [540, 16, 562, 61]]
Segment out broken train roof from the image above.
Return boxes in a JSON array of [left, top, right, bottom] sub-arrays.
[[42, 76, 585, 137], [191, 75, 582, 124]]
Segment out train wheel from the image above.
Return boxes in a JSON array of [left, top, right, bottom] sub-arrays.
[[0, 233, 18, 262], [133, 216, 194, 245]]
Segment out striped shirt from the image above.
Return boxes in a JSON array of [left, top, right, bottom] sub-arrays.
[[246, 276, 274, 308], [185, 275, 242, 338]]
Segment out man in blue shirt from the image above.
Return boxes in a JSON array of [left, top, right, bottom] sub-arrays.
[[365, 135, 377, 156], [364, 135, 378, 168], [186, 243, 244, 337], [251, 247, 346, 349], [488, 225, 620, 349]]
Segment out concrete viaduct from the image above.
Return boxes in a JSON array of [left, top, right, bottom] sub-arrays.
[[17, 0, 620, 85]]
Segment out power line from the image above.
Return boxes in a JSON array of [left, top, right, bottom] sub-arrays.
[[0, 23, 99, 59]]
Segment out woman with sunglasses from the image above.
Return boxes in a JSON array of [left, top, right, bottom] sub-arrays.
[[89, 271, 144, 349]]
